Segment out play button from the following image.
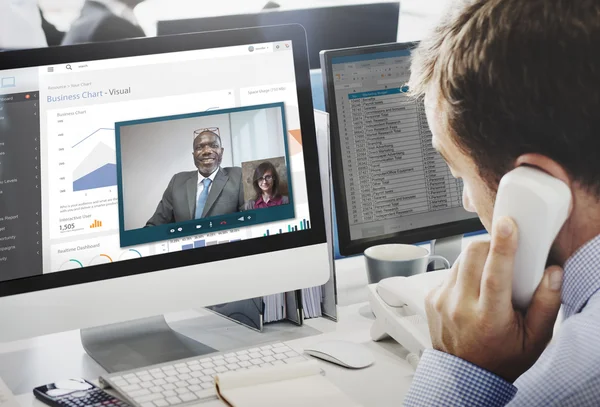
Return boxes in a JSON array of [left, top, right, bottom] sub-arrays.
[[238, 217, 245, 222]]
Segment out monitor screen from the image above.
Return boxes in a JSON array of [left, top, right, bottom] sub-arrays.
[[323, 44, 482, 255], [0, 40, 313, 282]]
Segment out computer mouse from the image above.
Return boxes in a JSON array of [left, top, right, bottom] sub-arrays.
[[304, 340, 374, 369]]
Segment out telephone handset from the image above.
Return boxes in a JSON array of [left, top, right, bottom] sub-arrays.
[[369, 166, 571, 365]]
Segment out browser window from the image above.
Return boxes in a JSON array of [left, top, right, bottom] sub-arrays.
[[0, 40, 310, 278]]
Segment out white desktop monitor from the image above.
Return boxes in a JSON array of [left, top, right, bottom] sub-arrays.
[[0, 25, 329, 346]]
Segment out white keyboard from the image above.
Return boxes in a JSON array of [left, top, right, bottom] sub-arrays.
[[0, 377, 19, 407], [100, 342, 307, 406]]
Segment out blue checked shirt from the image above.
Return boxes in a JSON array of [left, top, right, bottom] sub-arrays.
[[404, 234, 600, 406]]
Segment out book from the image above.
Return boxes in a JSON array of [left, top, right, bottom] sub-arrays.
[[215, 360, 362, 407]]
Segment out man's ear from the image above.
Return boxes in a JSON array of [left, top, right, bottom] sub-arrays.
[[514, 153, 574, 214]]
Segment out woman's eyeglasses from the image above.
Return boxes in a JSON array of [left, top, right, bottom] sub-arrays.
[[257, 175, 273, 183]]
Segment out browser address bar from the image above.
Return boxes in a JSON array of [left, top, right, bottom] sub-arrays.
[[43, 42, 274, 74]]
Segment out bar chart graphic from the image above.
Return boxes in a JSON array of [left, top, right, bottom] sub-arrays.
[[263, 219, 310, 236], [181, 238, 242, 250], [90, 219, 103, 228]]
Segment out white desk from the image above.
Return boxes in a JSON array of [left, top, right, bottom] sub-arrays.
[[1, 235, 491, 406]]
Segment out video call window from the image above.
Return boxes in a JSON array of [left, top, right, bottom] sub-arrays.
[[116, 103, 295, 247]]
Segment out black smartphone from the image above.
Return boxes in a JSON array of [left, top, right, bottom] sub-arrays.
[[33, 378, 130, 407]]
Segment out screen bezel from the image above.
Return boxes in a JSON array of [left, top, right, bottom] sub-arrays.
[[0, 24, 326, 297], [320, 42, 484, 257]]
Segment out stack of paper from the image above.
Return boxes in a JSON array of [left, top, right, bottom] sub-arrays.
[[263, 293, 286, 323], [302, 286, 323, 319]]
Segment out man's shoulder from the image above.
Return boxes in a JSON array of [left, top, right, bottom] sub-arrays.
[[172, 171, 197, 182], [221, 166, 242, 178]]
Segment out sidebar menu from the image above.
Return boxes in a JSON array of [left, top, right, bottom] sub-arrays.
[[0, 91, 42, 282]]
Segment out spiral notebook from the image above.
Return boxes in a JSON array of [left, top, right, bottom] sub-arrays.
[[215, 360, 361, 407]]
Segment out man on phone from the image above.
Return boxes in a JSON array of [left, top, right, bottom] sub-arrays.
[[404, 1, 600, 405]]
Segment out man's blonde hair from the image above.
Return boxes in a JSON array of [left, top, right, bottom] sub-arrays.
[[409, 0, 600, 193]]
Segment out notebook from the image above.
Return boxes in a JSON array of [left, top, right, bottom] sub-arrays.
[[214, 360, 362, 407]]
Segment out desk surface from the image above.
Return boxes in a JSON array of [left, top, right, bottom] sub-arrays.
[[1, 255, 417, 407]]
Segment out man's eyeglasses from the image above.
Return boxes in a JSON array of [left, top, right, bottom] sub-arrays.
[[257, 175, 274, 183], [193, 127, 220, 137]]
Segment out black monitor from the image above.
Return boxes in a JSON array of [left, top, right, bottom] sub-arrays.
[[320, 42, 484, 258], [157, 3, 401, 70]]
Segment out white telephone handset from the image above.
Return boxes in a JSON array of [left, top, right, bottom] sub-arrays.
[[492, 166, 571, 309], [368, 166, 571, 366]]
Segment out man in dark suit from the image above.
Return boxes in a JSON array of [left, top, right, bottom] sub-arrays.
[[146, 131, 244, 226], [61, 0, 145, 45]]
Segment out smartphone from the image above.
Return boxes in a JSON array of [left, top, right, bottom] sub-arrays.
[[33, 379, 130, 407]]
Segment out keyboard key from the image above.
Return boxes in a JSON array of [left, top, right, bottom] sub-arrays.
[[214, 360, 226, 367], [187, 360, 199, 366], [129, 389, 150, 398], [188, 378, 200, 385], [199, 358, 211, 363], [121, 384, 141, 392], [136, 371, 149, 377], [226, 363, 240, 370], [141, 403, 154, 407], [124, 374, 136, 379], [153, 400, 168, 407], [273, 347, 288, 354], [215, 366, 227, 373], [237, 350, 249, 355], [141, 382, 154, 389], [177, 374, 191, 381], [162, 391, 176, 398], [274, 354, 287, 360], [179, 393, 197, 402], [239, 361, 251, 368], [165, 377, 178, 384], [225, 357, 239, 363], [250, 359, 262, 365], [165, 397, 181, 405], [248, 348, 260, 353], [200, 362, 215, 369], [151, 372, 166, 380], [200, 377, 212, 383], [261, 350, 274, 356], [164, 371, 178, 378], [127, 377, 141, 385], [174, 363, 186, 368], [149, 369, 161, 374], [260, 344, 273, 350], [174, 381, 187, 388], [213, 355, 224, 360], [238, 355, 250, 361], [200, 383, 212, 390], [193, 389, 215, 400], [263, 356, 276, 363], [286, 351, 299, 358], [153, 379, 167, 386], [134, 394, 163, 404], [113, 380, 128, 388], [149, 387, 163, 394], [273, 343, 286, 348], [190, 372, 203, 378], [248, 352, 261, 359], [174, 389, 188, 395], [188, 385, 202, 392], [224, 353, 236, 358], [162, 384, 176, 391], [176, 367, 191, 374], [189, 365, 202, 372]]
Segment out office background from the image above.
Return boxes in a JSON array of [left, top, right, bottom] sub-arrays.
[[119, 107, 286, 230]]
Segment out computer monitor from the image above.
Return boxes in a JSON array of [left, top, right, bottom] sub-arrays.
[[0, 25, 328, 353], [157, 3, 401, 70], [320, 42, 483, 258]]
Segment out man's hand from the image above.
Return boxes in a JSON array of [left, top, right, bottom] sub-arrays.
[[425, 217, 564, 382]]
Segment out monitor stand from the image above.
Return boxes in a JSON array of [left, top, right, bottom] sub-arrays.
[[80, 315, 217, 373], [429, 234, 463, 270]]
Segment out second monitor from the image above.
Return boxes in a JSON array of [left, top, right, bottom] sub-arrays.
[[321, 42, 483, 257]]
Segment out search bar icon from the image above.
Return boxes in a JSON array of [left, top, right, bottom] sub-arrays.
[[66, 64, 72, 70]]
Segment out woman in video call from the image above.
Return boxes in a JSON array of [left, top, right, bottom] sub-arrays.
[[244, 161, 289, 210]]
